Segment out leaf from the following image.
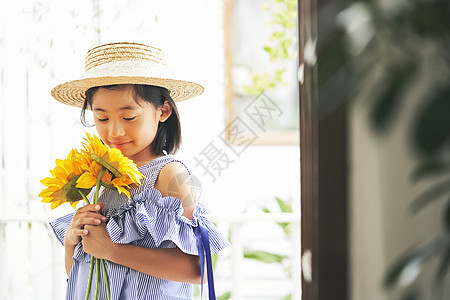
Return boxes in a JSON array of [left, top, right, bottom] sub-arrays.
[[244, 249, 288, 264], [400, 289, 421, 300], [274, 69, 285, 82], [272, 31, 286, 39], [384, 236, 444, 289], [276, 197, 292, 213], [370, 62, 416, 132], [412, 86, 450, 157], [317, 30, 351, 91], [264, 45, 273, 54], [217, 291, 232, 300], [274, 197, 293, 235], [211, 252, 218, 271], [411, 159, 450, 182], [444, 200, 450, 233], [281, 294, 292, 300], [262, 207, 271, 213], [431, 240, 450, 300], [409, 180, 450, 214], [278, 222, 292, 235]]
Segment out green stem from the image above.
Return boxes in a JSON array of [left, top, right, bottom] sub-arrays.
[[91, 154, 122, 178], [85, 168, 109, 300], [85, 258, 95, 300], [78, 189, 91, 205], [85, 168, 106, 300], [95, 258, 100, 300], [93, 168, 106, 205], [101, 259, 111, 300]]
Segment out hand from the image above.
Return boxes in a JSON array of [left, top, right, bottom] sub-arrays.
[[82, 223, 116, 260], [64, 203, 106, 248]]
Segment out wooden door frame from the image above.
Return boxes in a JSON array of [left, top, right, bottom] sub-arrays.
[[299, 0, 349, 298], [298, 0, 319, 296]]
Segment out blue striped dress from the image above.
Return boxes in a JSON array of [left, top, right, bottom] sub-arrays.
[[50, 154, 229, 300]]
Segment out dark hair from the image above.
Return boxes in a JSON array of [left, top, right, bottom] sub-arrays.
[[81, 84, 182, 156]]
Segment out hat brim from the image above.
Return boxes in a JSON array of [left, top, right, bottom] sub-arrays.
[[51, 76, 204, 108]]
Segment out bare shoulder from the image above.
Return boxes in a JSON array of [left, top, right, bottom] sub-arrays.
[[154, 161, 196, 219], [156, 161, 191, 192]]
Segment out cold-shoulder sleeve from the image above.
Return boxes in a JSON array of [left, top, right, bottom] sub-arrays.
[[131, 188, 229, 255], [49, 212, 75, 246]]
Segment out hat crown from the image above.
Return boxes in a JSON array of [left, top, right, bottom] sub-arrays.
[[84, 42, 167, 72]]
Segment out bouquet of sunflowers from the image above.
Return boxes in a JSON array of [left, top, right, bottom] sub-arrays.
[[39, 132, 143, 300]]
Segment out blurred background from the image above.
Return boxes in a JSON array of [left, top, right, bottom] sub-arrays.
[[316, 0, 450, 298], [0, 0, 300, 299]]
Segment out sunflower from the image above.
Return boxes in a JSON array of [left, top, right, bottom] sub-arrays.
[[76, 133, 143, 198], [40, 132, 143, 209], [39, 132, 141, 300], [39, 149, 93, 209]]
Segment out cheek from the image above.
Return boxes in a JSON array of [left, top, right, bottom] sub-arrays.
[[135, 119, 159, 142], [94, 123, 108, 140], [143, 113, 159, 130]]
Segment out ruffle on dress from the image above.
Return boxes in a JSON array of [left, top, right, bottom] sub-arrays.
[[49, 212, 75, 246], [106, 188, 228, 255], [49, 187, 229, 263]]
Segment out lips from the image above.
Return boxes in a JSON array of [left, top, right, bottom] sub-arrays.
[[110, 141, 131, 149]]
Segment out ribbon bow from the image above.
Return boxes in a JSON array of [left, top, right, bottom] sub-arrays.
[[193, 222, 216, 299]]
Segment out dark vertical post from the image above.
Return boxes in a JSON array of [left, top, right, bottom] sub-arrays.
[[299, 0, 320, 298], [299, 0, 349, 298]]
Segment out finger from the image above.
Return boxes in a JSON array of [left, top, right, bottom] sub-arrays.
[[77, 203, 104, 213], [72, 228, 89, 236], [72, 215, 105, 229], [75, 217, 105, 227], [74, 211, 107, 223], [77, 211, 107, 220]]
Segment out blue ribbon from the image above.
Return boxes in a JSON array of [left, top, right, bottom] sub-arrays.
[[193, 223, 216, 300]]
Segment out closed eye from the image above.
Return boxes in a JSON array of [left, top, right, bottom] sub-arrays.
[[124, 116, 136, 121], [97, 118, 109, 122]]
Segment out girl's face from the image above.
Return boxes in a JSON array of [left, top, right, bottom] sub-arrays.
[[91, 87, 170, 167]]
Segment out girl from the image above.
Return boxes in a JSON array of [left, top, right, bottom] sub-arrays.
[[49, 42, 229, 299]]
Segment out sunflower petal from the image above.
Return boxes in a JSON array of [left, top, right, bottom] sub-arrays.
[[76, 172, 97, 189], [50, 201, 62, 210]]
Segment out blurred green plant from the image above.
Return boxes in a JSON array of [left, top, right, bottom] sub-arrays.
[[243, 0, 297, 96], [243, 197, 295, 300], [319, 0, 450, 298], [199, 197, 296, 300]]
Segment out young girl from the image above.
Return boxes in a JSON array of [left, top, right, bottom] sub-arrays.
[[49, 42, 229, 299]]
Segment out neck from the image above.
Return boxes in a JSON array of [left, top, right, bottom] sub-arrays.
[[135, 154, 164, 167]]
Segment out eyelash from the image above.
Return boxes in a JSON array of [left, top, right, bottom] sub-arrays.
[[97, 117, 136, 122]]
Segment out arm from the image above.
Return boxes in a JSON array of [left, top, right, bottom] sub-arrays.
[[63, 203, 106, 276], [110, 244, 201, 284], [82, 226, 201, 284]]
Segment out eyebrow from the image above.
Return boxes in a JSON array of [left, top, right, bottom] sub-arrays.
[[93, 106, 137, 112]]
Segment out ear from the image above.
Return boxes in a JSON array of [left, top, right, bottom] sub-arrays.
[[159, 100, 173, 122]]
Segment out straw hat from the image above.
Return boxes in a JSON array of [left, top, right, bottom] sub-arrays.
[[51, 42, 204, 107]]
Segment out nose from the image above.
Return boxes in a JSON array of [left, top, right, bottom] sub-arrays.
[[109, 120, 125, 138]]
